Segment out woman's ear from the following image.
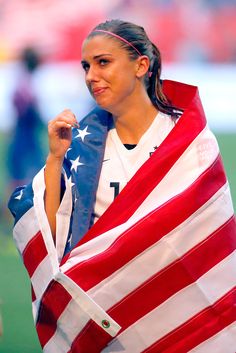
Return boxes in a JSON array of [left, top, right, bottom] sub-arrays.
[[136, 55, 150, 78]]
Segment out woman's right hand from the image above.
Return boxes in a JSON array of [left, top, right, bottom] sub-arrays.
[[45, 110, 79, 240], [47, 109, 79, 160]]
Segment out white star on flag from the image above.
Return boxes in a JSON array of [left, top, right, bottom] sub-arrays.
[[15, 189, 23, 200], [65, 147, 72, 158], [67, 233, 72, 247], [75, 126, 91, 142], [67, 175, 75, 189], [70, 156, 84, 172]]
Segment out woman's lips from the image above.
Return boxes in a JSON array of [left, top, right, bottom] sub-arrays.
[[92, 87, 107, 96]]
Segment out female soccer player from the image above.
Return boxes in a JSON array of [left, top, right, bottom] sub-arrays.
[[9, 19, 236, 353]]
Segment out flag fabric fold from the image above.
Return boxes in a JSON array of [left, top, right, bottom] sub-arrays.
[[8, 80, 236, 353]]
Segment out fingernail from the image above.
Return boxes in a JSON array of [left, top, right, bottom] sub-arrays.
[[73, 122, 80, 129]]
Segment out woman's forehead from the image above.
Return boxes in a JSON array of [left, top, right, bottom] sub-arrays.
[[82, 35, 124, 59]]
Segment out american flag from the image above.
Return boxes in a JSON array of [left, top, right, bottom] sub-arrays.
[[8, 80, 236, 353]]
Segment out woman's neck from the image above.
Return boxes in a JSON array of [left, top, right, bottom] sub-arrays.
[[112, 99, 158, 144]]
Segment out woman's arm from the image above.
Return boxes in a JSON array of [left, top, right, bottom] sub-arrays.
[[44, 109, 78, 241], [44, 153, 63, 241]]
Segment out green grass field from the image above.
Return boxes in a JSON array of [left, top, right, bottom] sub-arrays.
[[0, 131, 235, 353], [0, 131, 42, 353], [0, 254, 42, 353]]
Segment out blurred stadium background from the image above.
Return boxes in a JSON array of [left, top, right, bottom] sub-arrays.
[[0, 0, 235, 352]]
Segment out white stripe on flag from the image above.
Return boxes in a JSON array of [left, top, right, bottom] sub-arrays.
[[101, 252, 236, 353], [32, 299, 41, 323], [33, 168, 59, 273], [189, 322, 236, 353], [13, 207, 39, 254], [56, 170, 73, 262], [31, 255, 57, 302]]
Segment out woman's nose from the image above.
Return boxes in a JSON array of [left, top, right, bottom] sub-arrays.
[[86, 66, 98, 83]]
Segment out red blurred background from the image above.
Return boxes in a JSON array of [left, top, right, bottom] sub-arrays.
[[0, 0, 235, 64]]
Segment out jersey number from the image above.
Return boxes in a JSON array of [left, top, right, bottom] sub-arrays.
[[110, 182, 120, 199]]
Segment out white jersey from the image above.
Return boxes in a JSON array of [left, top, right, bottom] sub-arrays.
[[93, 112, 176, 222]]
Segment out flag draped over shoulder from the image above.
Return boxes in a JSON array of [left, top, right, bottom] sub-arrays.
[[8, 80, 236, 353]]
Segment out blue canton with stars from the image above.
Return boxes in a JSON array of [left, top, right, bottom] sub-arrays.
[[63, 107, 113, 253], [8, 107, 112, 255]]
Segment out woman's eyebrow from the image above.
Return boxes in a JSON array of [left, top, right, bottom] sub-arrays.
[[81, 54, 113, 64], [93, 54, 113, 59]]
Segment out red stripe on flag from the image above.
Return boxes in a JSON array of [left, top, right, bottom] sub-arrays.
[[36, 281, 72, 347], [144, 288, 236, 353], [66, 157, 227, 290], [69, 323, 111, 353], [22, 231, 48, 278], [31, 285, 36, 302], [163, 80, 203, 112], [68, 217, 236, 353]]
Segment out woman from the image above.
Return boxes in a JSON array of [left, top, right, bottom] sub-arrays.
[[9, 20, 236, 353], [44, 20, 181, 247]]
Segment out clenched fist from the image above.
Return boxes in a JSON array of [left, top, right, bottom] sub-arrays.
[[47, 109, 79, 160]]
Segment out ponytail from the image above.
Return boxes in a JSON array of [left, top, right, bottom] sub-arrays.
[[147, 42, 182, 119]]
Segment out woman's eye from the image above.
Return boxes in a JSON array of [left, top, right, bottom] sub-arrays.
[[99, 59, 109, 66], [82, 63, 90, 72]]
